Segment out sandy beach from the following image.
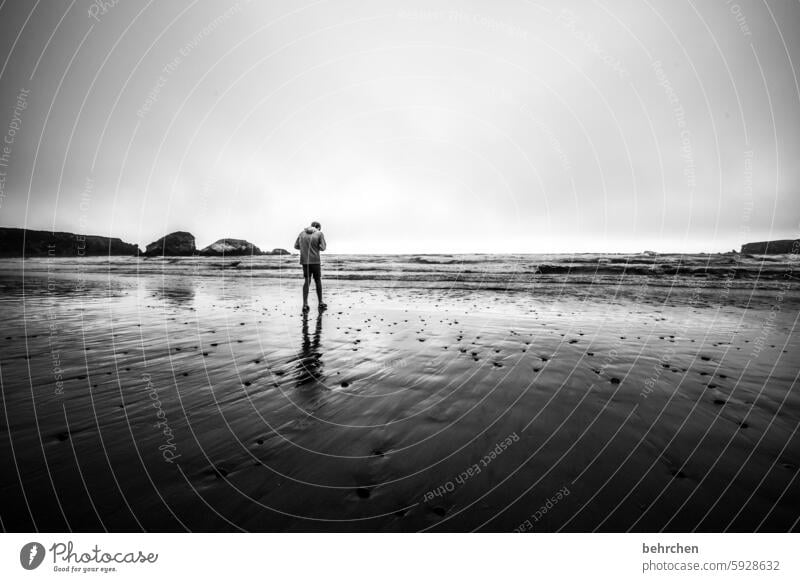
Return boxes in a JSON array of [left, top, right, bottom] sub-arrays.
[[0, 254, 798, 532]]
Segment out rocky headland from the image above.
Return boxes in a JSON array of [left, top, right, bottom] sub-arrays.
[[200, 238, 262, 256], [740, 239, 799, 255], [0, 227, 140, 257]]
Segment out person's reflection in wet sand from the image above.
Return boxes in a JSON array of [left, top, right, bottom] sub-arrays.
[[294, 312, 325, 408]]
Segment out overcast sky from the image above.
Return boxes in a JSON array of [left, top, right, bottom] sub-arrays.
[[0, 0, 798, 253]]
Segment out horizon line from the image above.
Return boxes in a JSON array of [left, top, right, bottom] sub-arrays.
[[1, 224, 795, 256]]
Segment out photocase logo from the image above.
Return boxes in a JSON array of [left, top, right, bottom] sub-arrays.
[[20, 542, 46, 570]]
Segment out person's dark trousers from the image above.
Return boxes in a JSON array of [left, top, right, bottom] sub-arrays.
[[302, 263, 322, 305]]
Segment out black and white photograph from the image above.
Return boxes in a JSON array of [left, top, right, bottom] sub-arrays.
[[0, 0, 798, 577]]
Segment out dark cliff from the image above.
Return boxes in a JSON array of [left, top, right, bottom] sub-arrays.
[[144, 231, 196, 256], [0, 227, 140, 257], [740, 240, 799, 255]]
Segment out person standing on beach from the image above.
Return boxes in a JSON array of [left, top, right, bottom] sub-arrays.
[[294, 221, 327, 313]]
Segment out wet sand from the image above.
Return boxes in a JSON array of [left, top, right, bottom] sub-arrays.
[[0, 261, 798, 531]]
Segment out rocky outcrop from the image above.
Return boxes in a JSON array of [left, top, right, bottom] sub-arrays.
[[0, 227, 140, 257], [144, 231, 196, 256], [268, 248, 290, 255], [741, 240, 799, 255], [200, 238, 262, 256]]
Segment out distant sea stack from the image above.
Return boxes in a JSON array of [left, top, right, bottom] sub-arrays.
[[0, 227, 140, 257], [200, 238, 262, 256], [740, 240, 799, 255], [145, 231, 196, 256], [269, 248, 290, 255]]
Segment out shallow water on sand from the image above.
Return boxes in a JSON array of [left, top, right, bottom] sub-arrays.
[[0, 265, 798, 531]]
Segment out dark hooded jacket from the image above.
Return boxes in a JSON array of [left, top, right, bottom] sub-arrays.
[[294, 226, 327, 264]]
